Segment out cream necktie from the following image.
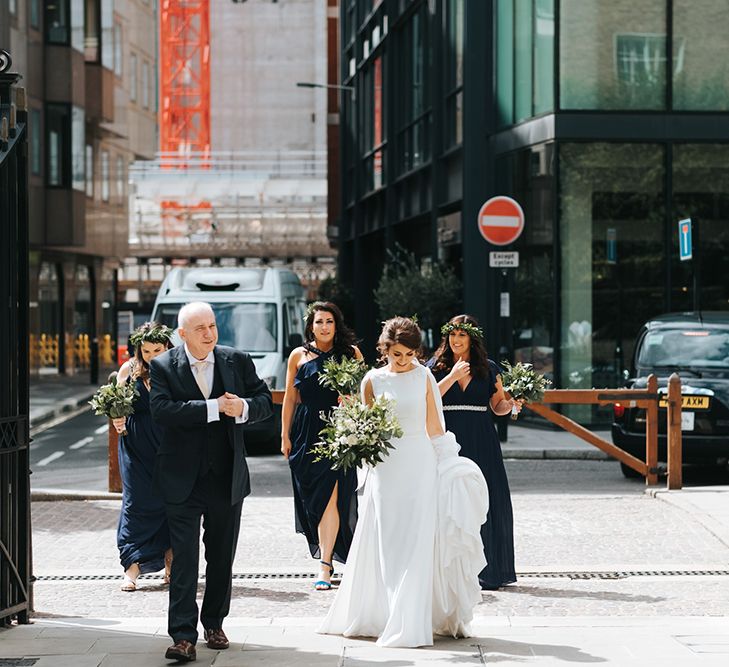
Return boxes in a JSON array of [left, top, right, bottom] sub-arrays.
[[193, 360, 210, 399]]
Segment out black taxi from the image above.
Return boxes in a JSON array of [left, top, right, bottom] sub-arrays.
[[611, 312, 729, 477]]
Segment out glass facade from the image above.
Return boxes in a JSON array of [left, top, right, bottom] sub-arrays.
[[673, 0, 729, 111], [444, 0, 464, 148], [495, 144, 555, 384], [671, 145, 729, 311], [496, 0, 554, 127], [397, 6, 431, 173], [560, 143, 666, 418], [560, 0, 667, 110]]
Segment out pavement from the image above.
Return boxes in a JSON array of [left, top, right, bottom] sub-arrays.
[[5, 375, 727, 665], [30, 373, 98, 433]]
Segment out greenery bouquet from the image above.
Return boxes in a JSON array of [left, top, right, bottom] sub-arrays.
[[89, 374, 139, 436], [318, 355, 368, 398], [499, 361, 552, 420], [311, 395, 403, 472]]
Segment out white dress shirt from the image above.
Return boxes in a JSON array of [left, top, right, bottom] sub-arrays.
[[184, 344, 249, 424]]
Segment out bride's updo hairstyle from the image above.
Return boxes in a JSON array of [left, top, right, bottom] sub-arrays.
[[432, 314, 490, 379], [377, 316, 423, 364]]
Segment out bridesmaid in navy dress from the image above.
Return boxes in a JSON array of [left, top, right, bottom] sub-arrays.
[[112, 322, 173, 592], [430, 315, 522, 590], [281, 301, 362, 590]]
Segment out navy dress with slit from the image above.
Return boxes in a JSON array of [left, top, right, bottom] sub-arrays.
[[432, 360, 517, 589], [117, 376, 170, 574], [288, 351, 358, 564]]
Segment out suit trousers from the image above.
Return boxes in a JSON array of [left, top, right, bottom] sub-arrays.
[[165, 469, 243, 643]]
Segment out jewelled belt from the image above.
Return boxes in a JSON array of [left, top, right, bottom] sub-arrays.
[[443, 405, 489, 412]]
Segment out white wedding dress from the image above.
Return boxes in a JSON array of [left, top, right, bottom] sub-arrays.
[[318, 362, 489, 647]]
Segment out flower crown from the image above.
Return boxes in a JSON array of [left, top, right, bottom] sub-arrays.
[[440, 321, 484, 339], [303, 303, 318, 322], [129, 323, 174, 348]]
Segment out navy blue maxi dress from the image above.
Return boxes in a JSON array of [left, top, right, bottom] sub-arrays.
[[117, 376, 171, 574], [288, 352, 358, 564], [432, 360, 517, 589]]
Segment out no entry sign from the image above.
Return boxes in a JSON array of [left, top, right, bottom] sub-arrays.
[[478, 196, 525, 246]]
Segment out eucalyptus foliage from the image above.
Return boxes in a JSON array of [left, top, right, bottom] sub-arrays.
[[311, 395, 403, 472], [318, 356, 368, 397], [89, 375, 138, 435], [499, 361, 552, 421]]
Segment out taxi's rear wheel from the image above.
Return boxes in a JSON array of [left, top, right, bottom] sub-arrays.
[[620, 462, 644, 479]]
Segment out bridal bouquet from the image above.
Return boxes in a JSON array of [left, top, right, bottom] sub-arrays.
[[318, 356, 368, 398], [89, 374, 139, 436], [499, 361, 552, 420], [311, 395, 403, 471]]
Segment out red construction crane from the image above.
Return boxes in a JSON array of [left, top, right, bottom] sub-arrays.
[[159, 0, 210, 161]]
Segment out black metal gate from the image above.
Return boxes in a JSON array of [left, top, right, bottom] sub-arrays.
[[0, 55, 31, 626]]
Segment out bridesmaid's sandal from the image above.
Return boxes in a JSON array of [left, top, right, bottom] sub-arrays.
[[121, 563, 140, 592], [314, 560, 334, 590], [121, 574, 137, 592]]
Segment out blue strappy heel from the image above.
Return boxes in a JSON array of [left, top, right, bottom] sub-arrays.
[[314, 560, 334, 590]]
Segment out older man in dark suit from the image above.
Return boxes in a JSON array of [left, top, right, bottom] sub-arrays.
[[150, 301, 272, 662]]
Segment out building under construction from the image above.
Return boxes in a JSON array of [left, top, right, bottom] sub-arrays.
[[121, 0, 333, 316]]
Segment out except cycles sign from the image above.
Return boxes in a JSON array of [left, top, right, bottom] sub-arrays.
[[477, 196, 525, 246]]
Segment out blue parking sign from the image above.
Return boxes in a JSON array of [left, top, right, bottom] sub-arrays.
[[679, 218, 692, 261]]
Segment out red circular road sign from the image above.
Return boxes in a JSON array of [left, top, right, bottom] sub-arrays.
[[478, 196, 525, 246]]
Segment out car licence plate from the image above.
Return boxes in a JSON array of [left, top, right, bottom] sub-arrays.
[[658, 395, 711, 410]]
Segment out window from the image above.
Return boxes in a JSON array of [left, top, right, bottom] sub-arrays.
[[362, 56, 385, 191], [671, 145, 729, 310], [46, 104, 70, 187], [101, 0, 114, 70], [444, 0, 464, 148], [142, 61, 150, 109], [46, 0, 84, 51], [673, 0, 729, 110], [114, 22, 123, 77], [9, 0, 16, 16], [30, 109, 42, 176], [398, 7, 431, 173], [85, 144, 94, 198], [533, 0, 554, 114], [84, 0, 100, 62], [496, 0, 554, 127], [31, 0, 41, 29], [560, 0, 666, 110], [130, 53, 137, 103], [101, 150, 110, 202], [116, 155, 125, 202], [71, 106, 85, 192], [559, 143, 665, 419]]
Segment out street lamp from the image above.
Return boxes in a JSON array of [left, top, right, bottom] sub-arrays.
[[296, 81, 355, 101]]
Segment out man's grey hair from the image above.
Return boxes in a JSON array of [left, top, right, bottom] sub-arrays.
[[178, 301, 215, 329]]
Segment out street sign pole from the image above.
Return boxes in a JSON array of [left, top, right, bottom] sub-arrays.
[[693, 219, 701, 313]]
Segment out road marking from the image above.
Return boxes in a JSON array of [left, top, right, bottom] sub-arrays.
[[37, 451, 65, 466], [94, 425, 108, 435], [70, 436, 94, 450]]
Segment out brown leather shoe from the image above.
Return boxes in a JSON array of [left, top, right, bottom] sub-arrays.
[[204, 627, 229, 650], [165, 639, 197, 662]]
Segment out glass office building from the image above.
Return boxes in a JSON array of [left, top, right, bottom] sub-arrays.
[[337, 0, 729, 422]]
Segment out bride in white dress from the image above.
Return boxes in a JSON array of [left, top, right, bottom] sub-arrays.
[[318, 317, 489, 648]]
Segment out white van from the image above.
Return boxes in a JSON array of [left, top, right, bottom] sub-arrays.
[[150, 267, 306, 446]]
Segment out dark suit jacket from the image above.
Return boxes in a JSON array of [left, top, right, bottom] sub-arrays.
[[150, 344, 273, 505]]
